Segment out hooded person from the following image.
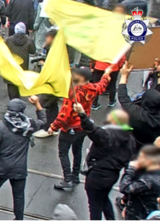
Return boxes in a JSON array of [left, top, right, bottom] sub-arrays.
[[5, 22, 36, 100], [53, 204, 77, 220], [118, 61, 160, 151], [0, 96, 46, 220], [73, 103, 135, 220]]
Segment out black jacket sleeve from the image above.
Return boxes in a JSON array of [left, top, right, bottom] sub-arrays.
[[0, 2, 6, 25], [31, 109, 47, 132], [28, 38, 36, 54], [118, 84, 142, 117], [120, 166, 151, 195], [5, 0, 13, 17], [79, 113, 110, 146]]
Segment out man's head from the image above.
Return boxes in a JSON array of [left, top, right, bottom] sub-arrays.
[[72, 67, 92, 86], [7, 99, 26, 113], [138, 145, 160, 169], [45, 27, 58, 48], [14, 22, 26, 34], [53, 204, 77, 220], [113, 4, 126, 14], [106, 109, 130, 126]]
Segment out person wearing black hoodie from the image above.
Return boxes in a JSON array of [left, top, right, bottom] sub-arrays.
[[118, 62, 160, 151], [5, 22, 36, 100], [73, 103, 135, 220], [0, 96, 46, 220]]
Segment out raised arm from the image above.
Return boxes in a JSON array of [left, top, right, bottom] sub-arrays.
[[120, 161, 151, 195], [29, 96, 47, 132], [118, 61, 141, 115], [73, 103, 109, 145]]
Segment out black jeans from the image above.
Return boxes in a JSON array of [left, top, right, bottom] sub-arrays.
[[7, 84, 20, 100], [0, 178, 26, 220], [39, 94, 59, 131], [58, 130, 86, 182], [86, 187, 115, 220], [92, 69, 119, 105]]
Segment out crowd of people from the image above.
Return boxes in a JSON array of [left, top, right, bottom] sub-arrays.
[[0, 0, 160, 220]]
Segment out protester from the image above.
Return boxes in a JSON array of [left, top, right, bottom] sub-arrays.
[[34, 0, 51, 55], [0, 96, 46, 220], [118, 61, 160, 151], [121, 0, 148, 16], [48, 67, 112, 191], [5, 22, 36, 100], [91, 4, 126, 110], [73, 103, 135, 220], [34, 28, 59, 138], [53, 204, 77, 220], [5, 0, 34, 36], [120, 145, 160, 220]]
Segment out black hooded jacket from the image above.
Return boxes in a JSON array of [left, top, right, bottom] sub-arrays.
[[79, 113, 135, 189], [6, 34, 36, 70], [120, 167, 160, 220], [118, 84, 160, 149], [0, 99, 46, 179]]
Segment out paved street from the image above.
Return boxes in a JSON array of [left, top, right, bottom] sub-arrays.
[[0, 0, 159, 218]]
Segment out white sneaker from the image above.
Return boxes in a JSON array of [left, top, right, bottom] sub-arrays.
[[33, 129, 59, 138]]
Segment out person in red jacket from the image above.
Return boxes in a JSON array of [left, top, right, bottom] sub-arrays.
[[48, 67, 112, 191], [92, 56, 125, 110]]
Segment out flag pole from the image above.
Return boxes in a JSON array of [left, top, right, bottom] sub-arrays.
[[71, 79, 78, 104]]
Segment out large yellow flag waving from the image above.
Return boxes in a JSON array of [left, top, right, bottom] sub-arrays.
[[0, 0, 130, 97]]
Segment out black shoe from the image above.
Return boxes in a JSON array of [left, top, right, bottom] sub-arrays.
[[108, 100, 117, 107], [115, 197, 125, 211], [72, 174, 80, 184], [91, 104, 102, 111], [54, 180, 74, 191]]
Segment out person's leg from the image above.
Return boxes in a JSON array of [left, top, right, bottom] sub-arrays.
[[7, 84, 20, 100], [10, 179, 26, 220], [92, 69, 104, 110], [103, 193, 115, 220], [108, 71, 119, 107], [54, 131, 75, 190], [72, 133, 86, 183], [86, 187, 104, 220], [34, 95, 59, 137]]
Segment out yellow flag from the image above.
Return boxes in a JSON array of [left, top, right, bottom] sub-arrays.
[[0, 30, 71, 97], [45, 0, 130, 63]]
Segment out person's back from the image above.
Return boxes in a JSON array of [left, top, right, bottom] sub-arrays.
[[5, 0, 34, 35], [122, 0, 148, 16], [6, 22, 36, 70]]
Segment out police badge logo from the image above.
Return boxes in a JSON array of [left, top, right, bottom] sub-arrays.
[[122, 7, 153, 45]]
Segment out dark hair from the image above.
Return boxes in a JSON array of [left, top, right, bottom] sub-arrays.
[[46, 29, 57, 38], [114, 3, 126, 13], [141, 145, 160, 158], [72, 67, 92, 81]]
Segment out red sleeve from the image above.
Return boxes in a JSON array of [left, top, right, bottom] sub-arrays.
[[50, 98, 73, 131], [118, 55, 126, 69], [92, 75, 110, 95]]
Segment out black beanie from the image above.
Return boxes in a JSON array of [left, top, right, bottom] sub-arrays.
[[72, 67, 92, 81]]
